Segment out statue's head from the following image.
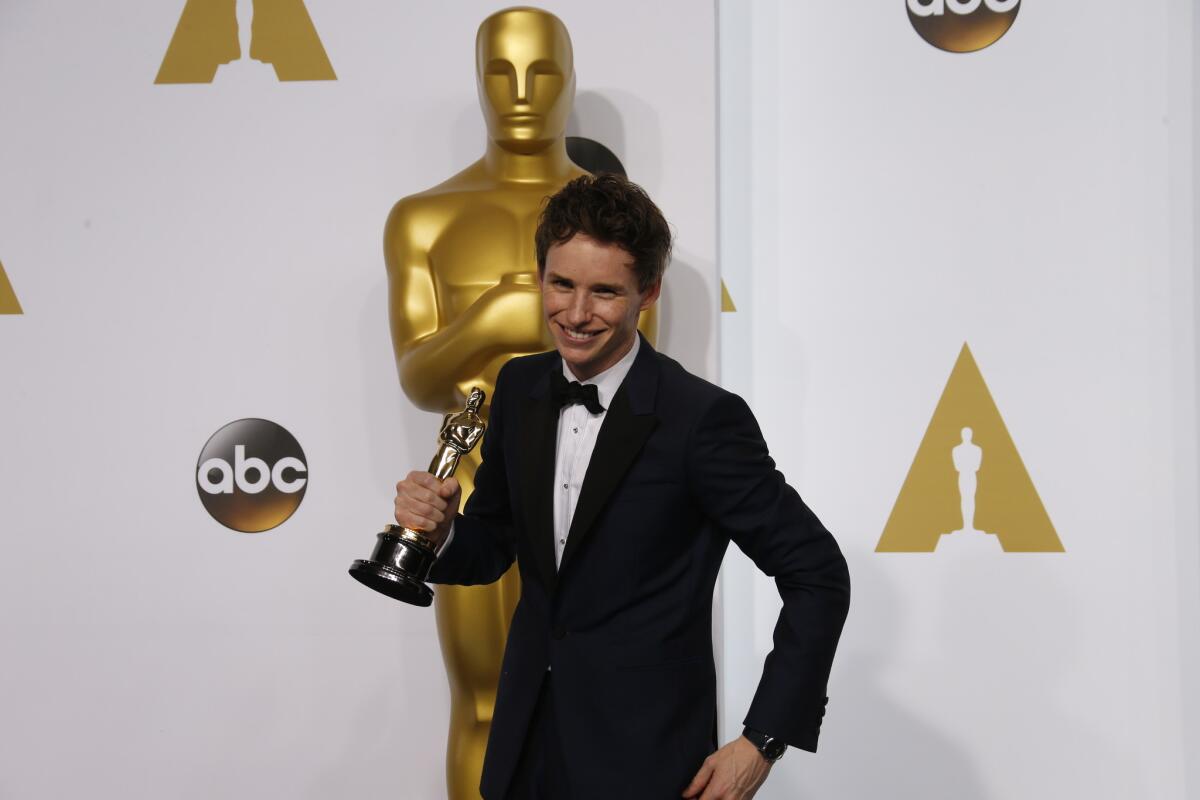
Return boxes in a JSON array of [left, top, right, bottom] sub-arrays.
[[476, 7, 574, 154], [961, 427, 974, 442]]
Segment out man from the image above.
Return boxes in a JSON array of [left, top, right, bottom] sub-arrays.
[[394, 174, 850, 800]]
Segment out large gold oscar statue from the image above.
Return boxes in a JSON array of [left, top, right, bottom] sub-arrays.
[[385, 8, 655, 797]]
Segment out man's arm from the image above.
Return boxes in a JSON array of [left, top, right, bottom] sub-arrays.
[[427, 364, 518, 586], [684, 391, 850, 796], [393, 364, 519, 587]]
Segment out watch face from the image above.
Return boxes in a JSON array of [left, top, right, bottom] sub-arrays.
[[744, 728, 786, 761]]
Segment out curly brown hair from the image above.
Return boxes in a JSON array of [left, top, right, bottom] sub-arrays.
[[535, 174, 672, 291]]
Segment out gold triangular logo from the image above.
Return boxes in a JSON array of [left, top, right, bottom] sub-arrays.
[[876, 343, 1062, 553], [156, 0, 336, 84], [720, 280, 737, 313], [0, 260, 22, 315]]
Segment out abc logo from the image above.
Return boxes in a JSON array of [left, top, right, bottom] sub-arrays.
[[907, 0, 1020, 53], [196, 418, 308, 533]]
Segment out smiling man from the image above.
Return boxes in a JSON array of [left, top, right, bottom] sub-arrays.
[[537, 184, 663, 382], [394, 174, 850, 800]]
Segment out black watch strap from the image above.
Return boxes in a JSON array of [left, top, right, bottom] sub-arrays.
[[742, 726, 787, 763]]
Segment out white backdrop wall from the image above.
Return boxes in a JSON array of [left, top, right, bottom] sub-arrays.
[[0, 2, 716, 797], [6, 1, 1199, 797], [717, 0, 1200, 798]]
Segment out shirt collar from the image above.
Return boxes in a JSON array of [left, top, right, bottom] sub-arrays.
[[560, 333, 640, 414]]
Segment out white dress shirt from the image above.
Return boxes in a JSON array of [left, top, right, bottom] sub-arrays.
[[551, 333, 640, 568], [436, 334, 641, 566]]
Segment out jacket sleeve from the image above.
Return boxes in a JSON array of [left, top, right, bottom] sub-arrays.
[[426, 364, 518, 586], [687, 392, 850, 752]]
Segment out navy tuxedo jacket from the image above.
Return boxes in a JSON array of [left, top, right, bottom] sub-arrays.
[[429, 337, 850, 800]]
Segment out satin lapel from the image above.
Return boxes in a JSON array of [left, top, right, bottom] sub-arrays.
[[559, 341, 660, 574], [518, 366, 560, 593]]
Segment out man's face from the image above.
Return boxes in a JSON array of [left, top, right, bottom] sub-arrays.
[[476, 10, 574, 154], [540, 234, 660, 381]]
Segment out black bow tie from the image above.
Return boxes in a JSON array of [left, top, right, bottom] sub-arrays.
[[550, 371, 606, 414]]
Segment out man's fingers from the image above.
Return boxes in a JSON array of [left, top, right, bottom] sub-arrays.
[[394, 496, 446, 523], [399, 485, 446, 511], [397, 481, 448, 511], [681, 759, 714, 798], [399, 472, 458, 504], [392, 472, 457, 538], [393, 508, 436, 532], [406, 470, 443, 491], [393, 501, 441, 532]]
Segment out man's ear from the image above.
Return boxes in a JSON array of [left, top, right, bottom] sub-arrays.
[[640, 280, 662, 311]]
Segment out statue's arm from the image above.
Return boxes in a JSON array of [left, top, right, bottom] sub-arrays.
[[386, 200, 491, 411], [385, 199, 544, 412]]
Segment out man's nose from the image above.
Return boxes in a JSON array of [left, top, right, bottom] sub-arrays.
[[565, 292, 590, 325]]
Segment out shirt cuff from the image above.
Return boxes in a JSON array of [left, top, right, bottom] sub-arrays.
[[436, 520, 456, 557]]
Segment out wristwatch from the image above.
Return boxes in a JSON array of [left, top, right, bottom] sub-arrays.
[[742, 727, 787, 763]]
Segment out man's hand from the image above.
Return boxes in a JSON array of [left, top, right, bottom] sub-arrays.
[[393, 471, 461, 548], [682, 736, 771, 800]]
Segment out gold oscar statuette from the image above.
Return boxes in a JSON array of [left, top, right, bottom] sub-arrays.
[[379, 7, 655, 796], [349, 388, 487, 606]]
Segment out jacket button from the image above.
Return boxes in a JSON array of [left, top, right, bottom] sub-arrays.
[[551, 625, 567, 640]]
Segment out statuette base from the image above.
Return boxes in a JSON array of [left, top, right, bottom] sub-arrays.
[[349, 528, 437, 607]]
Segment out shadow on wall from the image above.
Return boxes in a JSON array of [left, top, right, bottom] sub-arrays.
[[570, 89, 666, 192], [775, 552, 1141, 800], [788, 557, 991, 800], [568, 90, 626, 163], [657, 250, 712, 374]]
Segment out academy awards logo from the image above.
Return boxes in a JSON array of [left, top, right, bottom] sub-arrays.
[[876, 343, 1062, 553], [0, 260, 21, 315], [157, 0, 336, 84], [907, 0, 1021, 53], [196, 418, 308, 532]]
